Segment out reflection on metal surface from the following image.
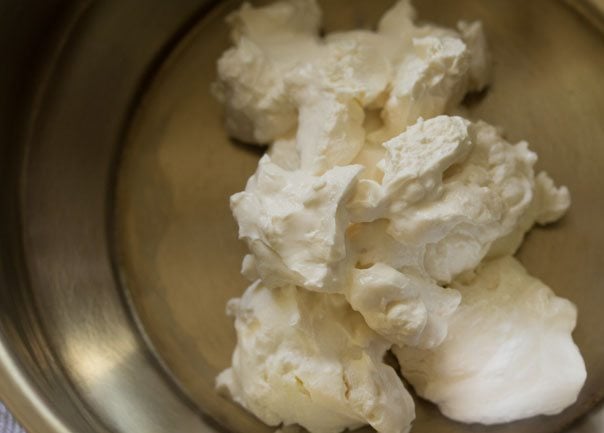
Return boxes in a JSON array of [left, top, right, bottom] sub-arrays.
[[64, 332, 136, 385], [0, 341, 73, 433], [566, 0, 604, 32], [572, 401, 604, 433], [0, 1, 217, 433]]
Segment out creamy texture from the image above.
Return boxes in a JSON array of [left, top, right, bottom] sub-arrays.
[[231, 155, 362, 292], [214, 1, 584, 432], [394, 256, 586, 424], [347, 263, 461, 349], [214, 0, 490, 159], [349, 116, 570, 283], [217, 282, 415, 433], [347, 115, 570, 350], [213, 0, 322, 143]]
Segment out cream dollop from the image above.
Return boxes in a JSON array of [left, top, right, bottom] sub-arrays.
[[217, 282, 415, 433], [347, 263, 460, 349], [393, 256, 586, 424], [231, 155, 362, 292], [350, 116, 570, 284], [213, 0, 322, 143], [214, 0, 490, 154]]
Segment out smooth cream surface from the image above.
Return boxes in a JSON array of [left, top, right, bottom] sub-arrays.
[[214, 0, 584, 432], [394, 256, 586, 424]]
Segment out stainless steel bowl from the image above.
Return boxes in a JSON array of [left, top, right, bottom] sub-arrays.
[[1, 1, 603, 433]]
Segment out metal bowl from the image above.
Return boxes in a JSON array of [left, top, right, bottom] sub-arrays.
[[1, 1, 603, 433]]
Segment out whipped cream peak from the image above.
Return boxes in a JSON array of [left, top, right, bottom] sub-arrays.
[[381, 116, 473, 205], [377, 0, 417, 41], [231, 155, 362, 292], [293, 90, 366, 175], [349, 115, 569, 284]]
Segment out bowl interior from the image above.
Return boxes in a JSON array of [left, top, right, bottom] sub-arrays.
[[116, 1, 604, 432]]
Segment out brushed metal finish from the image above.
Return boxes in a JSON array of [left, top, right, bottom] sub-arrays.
[[0, 1, 219, 433], [0, 1, 603, 433]]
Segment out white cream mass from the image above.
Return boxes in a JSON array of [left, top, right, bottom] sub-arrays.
[[214, 1, 585, 432], [217, 283, 415, 433], [393, 256, 586, 424]]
